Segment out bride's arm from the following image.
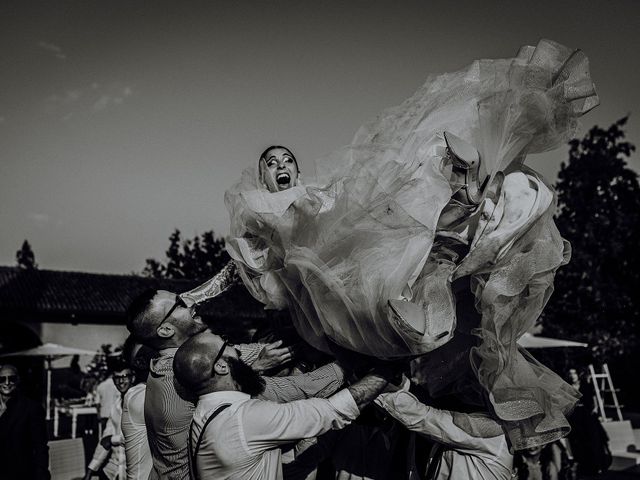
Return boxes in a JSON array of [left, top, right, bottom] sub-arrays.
[[179, 260, 237, 306]]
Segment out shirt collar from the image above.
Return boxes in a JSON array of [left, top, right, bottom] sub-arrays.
[[158, 347, 178, 356], [198, 390, 249, 409], [149, 348, 178, 375]]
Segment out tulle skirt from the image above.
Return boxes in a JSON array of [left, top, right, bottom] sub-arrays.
[[225, 39, 598, 449]]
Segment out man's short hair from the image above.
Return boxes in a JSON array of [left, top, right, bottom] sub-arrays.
[[126, 289, 162, 347], [0, 364, 19, 376], [111, 357, 131, 374], [173, 334, 215, 395], [122, 334, 156, 382]]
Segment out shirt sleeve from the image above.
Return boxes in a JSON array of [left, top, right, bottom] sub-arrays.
[[124, 387, 146, 425], [240, 389, 359, 450], [375, 390, 505, 456], [259, 362, 345, 403], [88, 443, 110, 471], [180, 261, 237, 306], [89, 401, 122, 470], [237, 342, 267, 366]]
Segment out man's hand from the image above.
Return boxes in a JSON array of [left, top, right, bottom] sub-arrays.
[[346, 361, 409, 410], [251, 340, 293, 373], [381, 373, 411, 394]]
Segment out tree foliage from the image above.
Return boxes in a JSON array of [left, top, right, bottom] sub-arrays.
[[542, 118, 639, 362], [142, 229, 231, 281], [16, 240, 37, 269]]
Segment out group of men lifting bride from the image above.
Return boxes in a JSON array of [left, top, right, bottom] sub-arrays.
[[120, 39, 599, 480]]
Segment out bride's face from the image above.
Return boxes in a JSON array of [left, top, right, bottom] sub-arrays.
[[260, 147, 299, 192]]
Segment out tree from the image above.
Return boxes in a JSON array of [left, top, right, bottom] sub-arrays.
[[541, 118, 639, 362], [16, 240, 37, 269], [143, 229, 231, 281]]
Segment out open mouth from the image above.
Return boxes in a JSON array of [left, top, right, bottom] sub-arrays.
[[276, 172, 291, 185]]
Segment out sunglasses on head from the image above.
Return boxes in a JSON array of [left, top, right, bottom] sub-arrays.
[[0, 375, 18, 384]]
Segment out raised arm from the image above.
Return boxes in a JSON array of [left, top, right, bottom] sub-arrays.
[[179, 261, 237, 306], [244, 371, 392, 448], [237, 340, 293, 370], [375, 390, 507, 457], [259, 362, 346, 403]]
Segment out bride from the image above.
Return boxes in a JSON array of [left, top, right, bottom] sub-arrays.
[[189, 39, 598, 450]]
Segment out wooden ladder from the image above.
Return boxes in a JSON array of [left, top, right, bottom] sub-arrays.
[[588, 363, 623, 422]]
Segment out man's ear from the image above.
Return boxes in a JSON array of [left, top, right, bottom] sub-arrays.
[[213, 358, 230, 376], [156, 323, 176, 339]]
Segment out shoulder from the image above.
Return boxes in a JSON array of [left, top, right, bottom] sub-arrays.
[[97, 379, 114, 391]]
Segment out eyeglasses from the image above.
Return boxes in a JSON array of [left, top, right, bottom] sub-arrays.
[[0, 375, 18, 384], [160, 295, 195, 324], [113, 374, 133, 381]]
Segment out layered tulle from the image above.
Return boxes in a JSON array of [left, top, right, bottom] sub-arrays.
[[225, 39, 598, 449]]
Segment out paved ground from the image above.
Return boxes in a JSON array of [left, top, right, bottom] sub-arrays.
[[599, 467, 640, 479]]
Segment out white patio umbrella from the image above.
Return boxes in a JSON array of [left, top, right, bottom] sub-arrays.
[[518, 332, 588, 349], [0, 343, 97, 419]]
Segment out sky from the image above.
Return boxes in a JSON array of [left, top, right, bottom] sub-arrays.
[[1, 0, 639, 274]]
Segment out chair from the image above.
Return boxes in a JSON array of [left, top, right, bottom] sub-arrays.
[[48, 438, 86, 480]]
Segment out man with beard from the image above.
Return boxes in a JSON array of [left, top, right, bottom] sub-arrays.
[[126, 289, 348, 480], [173, 331, 398, 480]]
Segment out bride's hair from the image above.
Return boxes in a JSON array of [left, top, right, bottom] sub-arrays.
[[259, 145, 299, 171]]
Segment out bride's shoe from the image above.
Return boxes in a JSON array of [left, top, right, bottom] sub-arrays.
[[444, 131, 488, 206], [387, 299, 455, 353]]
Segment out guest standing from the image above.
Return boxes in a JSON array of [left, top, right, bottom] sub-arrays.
[[0, 364, 50, 480]]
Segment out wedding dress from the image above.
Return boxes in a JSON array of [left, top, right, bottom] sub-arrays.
[[224, 39, 598, 449]]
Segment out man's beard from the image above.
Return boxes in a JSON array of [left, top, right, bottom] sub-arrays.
[[228, 357, 265, 397], [186, 322, 208, 338]]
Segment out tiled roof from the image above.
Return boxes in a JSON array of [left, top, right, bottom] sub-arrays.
[[0, 266, 265, 321]]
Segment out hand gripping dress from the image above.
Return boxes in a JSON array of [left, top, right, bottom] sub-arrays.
[[225, 39, 598, 450]]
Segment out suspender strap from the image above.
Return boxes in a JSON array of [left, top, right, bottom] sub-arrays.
[[188, 403, 231, 480], [425, 443, 444, 480]]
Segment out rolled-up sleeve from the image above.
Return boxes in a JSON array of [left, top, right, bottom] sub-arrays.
[[260, 362, 345, 403], [237, 342, 267, 366]]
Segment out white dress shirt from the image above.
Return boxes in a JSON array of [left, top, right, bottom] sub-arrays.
[[121, 383, 154, 480], [375, 390, 513, 480], [96, 377, 120, 419], [145, 348, 345, 480], [191, 389, 359, 480], [88, 397, 126, 479]]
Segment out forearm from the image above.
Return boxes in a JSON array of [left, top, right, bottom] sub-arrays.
[[88, 442, 110, 471], [260, 362, 345, 402], [238, 342, 267, 366], [346, 373, 389, 410], [376, 391, 504, 455], [180, 261, 237, 305]]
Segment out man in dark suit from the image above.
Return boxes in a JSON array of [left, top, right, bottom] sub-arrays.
[[0, 363, 50, 480]]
